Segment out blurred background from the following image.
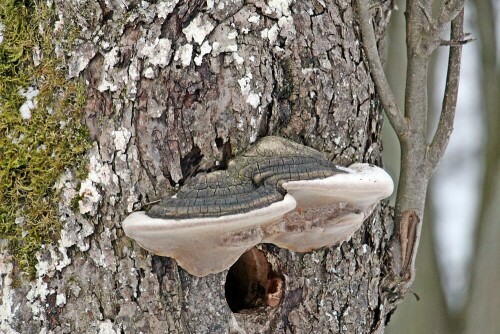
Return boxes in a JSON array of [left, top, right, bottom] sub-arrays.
[[383, 1, 499, 333]]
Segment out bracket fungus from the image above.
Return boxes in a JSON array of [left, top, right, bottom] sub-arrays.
[[122, 136, 393, 276]]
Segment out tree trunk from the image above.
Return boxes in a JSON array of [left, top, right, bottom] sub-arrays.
[[1, 1, 401, 333]]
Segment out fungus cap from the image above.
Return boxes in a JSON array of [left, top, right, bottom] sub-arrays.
[[265, 163, 394, 252], [122, 137, 394, 277], [122, 195, 296, 277]]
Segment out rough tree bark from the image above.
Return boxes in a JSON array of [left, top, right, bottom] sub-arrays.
[[1, 1, 401, 333]]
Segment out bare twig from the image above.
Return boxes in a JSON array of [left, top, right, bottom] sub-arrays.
[[439, 35, 474, 47], [428, 10, 465, 171], [354, 0, 407, 138], [355, 0, 466, 292], [437, 0, 467, 30]]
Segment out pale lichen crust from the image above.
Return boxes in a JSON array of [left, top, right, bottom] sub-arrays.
[[122, 137, 393, 276]]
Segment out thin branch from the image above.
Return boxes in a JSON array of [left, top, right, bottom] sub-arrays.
[[428, 10, 465, 170], [403, 2, 432, 136], [439, 35, 474, 46], [437, 0, 466, 32], [354, 0, 407, 138]]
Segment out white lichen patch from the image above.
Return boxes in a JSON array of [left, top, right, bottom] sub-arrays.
[[18, 87, 39, 120], [246, 93, 261, 108], [98, 320, 118, 334], [278, 15, 293, 29], [258, 2, 295, 47], [277, 15, 296, 42], [57, 171, 96, 251], [68, 43, 98, 78], [26, 244, 76, 323], [174, 44, 193, 67], [111, 127, 131, 153], [61, 220, 92, 252], [237, 117, 245, 130], [138, 37, 172, 68], [55, 171, 84, 247], [143, 67, 155, 79], [226, 44, 238, 52], [128, 57, 140, 86], [0, 255, 16, 333], [26, 275, 51, 321], [98, 47, 120, 92], [56, 293, 67, 306], [77, 145, 121, 216], [249, 116, 258, 142], [232, 52, 244, 65], [249, 108, 265, 143], [247, 14, 260, 24], [211, 41, 220, 54], [268, 24, 279, 44], [238, 72, 252, 95], [88, 156, 112, 187], [210, 25, 238, 56], [78, 179, 101, 215], [183, 14, 214, 45], [126, 187, 141, 213], [55, 246, 71, 271], [156, 0, 179, 19], [194, 40, 212, 66], [227, 30, 238, 40], [264, 0, 293, 17], [301, 67, 319, 75], [238, 72, 260, 108], [260, 25, 277, 45]]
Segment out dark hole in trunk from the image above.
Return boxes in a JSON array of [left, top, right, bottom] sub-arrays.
[[224, 247, 284, 313]]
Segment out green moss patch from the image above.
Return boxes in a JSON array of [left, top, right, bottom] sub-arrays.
[[0, 1, 89, 278]]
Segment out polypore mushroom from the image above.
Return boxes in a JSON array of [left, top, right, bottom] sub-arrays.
[[122, 136, 393, 276], [122, 195, 296, 277], [263, 163, 394, 252]]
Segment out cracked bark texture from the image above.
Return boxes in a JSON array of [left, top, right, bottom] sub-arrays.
[[1, 1, 399, 333]]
